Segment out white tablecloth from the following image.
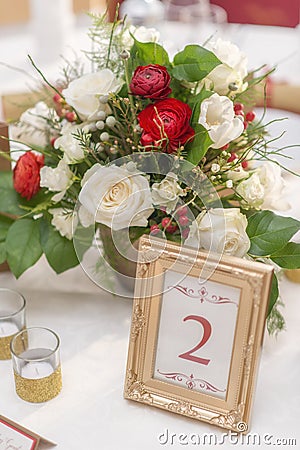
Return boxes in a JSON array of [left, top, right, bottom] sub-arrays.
[[0, 258, 300, 450]]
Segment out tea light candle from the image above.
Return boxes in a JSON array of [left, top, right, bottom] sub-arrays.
[[21, 361, 54, 379], [0, 320, 19, 337], [11, 327, 62, 402], [0, 289, 26, 360]]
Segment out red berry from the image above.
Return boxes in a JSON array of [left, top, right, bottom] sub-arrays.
[[166, 224, 178, 234], [161, 217, 171, 228], [182, 228, 190, 239], [177, 205, 188, 216], [235, 109, 244, 117], [50, 137, 57, 147], [234, 103, 244, 113], [241, 160, 249, 169], [53, 93, 62, 103], [150, 224, 160, 235], [227, 152, 238, 163], [243, 121, 249, 130], [221, 143, 230, 151], [245, 111, 256, 122], [65, 111, 76, 122], [179, 215, 189, 226]]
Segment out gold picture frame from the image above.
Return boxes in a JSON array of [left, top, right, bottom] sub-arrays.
[[124, 235, 274, 432]]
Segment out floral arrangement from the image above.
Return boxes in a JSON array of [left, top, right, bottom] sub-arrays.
[[0, 13, 299, 333]]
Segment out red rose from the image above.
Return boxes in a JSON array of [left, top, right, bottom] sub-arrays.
[[138, 98, 195, 153], [130, 65, 172, 100], [13, 152, 44, 200]]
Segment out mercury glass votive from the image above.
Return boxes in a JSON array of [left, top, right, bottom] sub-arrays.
[[0, 288, 26, 360], [10, 327, 62, 403]]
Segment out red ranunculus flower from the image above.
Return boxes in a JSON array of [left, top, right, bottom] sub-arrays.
[[130, 64, 172, 100], [138, 98, 195, 153], [13, 152, 45, 200]]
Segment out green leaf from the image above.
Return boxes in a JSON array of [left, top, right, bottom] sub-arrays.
[[172, 45, 221, 82], [268, 273, 279, 316], [185, 90, 214, 165], [6, 218, 43, 278], [0, 172, 24, 216], [271, 242, 300, 269], [186, 124, 213, 166], [0, 215, 14, 242], [247, 211, 300, 257], [130, 40, 170, 68], [0, 242, 6, 264], [40, 219, 80, 274]]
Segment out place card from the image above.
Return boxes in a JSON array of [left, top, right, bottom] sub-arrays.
[[0, 416, 56, 449]]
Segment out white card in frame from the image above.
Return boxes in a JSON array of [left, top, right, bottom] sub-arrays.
[[124, 235, 274, 433]]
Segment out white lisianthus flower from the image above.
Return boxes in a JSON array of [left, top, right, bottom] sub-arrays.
[[79, 164, 154, 231], [205, 38, 248, 95], [62, 70, 122, 121], [199, 93, 244, 149], [122, 25, 160, 49], [49, 208, 76, 240], [226, 166, 249, 182], [78, 205, 95, 228], [40, 159, 73, 202], [187, 208, 250, 258], [236, 172, 265, 209], [54, 123, 85, 164], [11, 101, 59, 147], [256, 162, 290, 211], [151, 173, 185, 213]]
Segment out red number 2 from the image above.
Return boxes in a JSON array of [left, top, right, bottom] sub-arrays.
[[178, 315, 212, 366]]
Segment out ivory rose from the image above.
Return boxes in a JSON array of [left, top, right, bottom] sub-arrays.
[[79, 164, 154, 230], [188, 208, 250, 257], [198, 93, 244, 149], [62, 69, 122, 120]]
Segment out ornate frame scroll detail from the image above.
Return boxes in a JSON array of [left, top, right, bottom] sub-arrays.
[[124, 235, 274, 433], [130, 305, 146, 341]]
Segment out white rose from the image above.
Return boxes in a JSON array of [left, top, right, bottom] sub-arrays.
[[187, 208, 250, 258], [62, 70, 122, 121], [205, 38, 248, 95], [122, 25, 160, 49], [40, 159, 73, 202], [11, 101, 59, 147], [236, 172, 265, 209], [257, 162, 290, 211], [151, 173, 184, 213], [79, 164, 154, 230], [49, 208, 76, 240], [199, 93, 244, 149], [54, 123, 85, 164]]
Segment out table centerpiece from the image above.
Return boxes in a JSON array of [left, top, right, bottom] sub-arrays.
[[0, 12, 299, 334]]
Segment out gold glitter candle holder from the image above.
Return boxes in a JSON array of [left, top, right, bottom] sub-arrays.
[[0, 288, 26, 360], [10, 327, 62, 403]]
